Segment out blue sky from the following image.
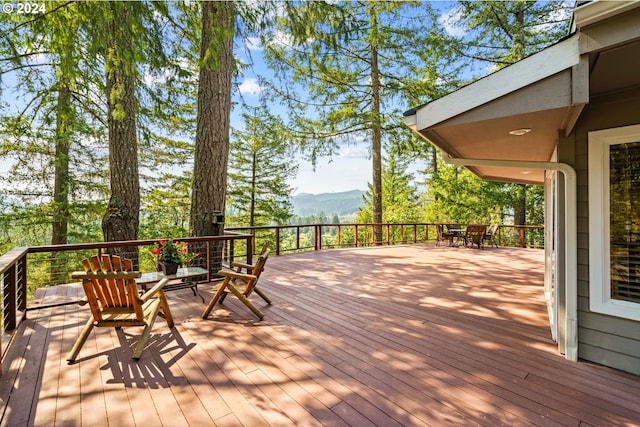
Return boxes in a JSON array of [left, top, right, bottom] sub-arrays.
[[233, 74, 373, 195]]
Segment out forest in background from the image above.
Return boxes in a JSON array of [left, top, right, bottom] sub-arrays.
[[0, 1, 572, 254]]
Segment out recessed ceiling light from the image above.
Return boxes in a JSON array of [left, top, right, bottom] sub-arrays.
[[509, 128, 532, 136], [521, 170, 532, 175]]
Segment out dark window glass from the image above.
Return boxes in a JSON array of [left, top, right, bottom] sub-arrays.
[[610, 141, 640, 303]]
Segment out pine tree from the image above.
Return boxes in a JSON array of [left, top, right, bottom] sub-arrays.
[[262, 1, 458, 244], [227, 104, 296, 227], [358, 149, 420, 224], [0, 1, 109, 248]]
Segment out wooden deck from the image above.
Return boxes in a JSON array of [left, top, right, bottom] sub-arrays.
[[1, 244, 640, 426]]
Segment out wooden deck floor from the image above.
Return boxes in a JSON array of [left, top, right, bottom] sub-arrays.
[[1, 244, 640, 426]]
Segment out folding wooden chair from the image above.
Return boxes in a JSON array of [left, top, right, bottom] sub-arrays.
[[222, 241, 272, 304], [67, 254, 174, 362], [202, 248, 271, 320]]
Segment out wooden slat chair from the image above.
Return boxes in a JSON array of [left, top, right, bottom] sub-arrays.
[[202, 248, 271, 320], [221, 241, 272, 305], [464, 224, 487, 249], [67, 255, 174, 363], [484, 224, 499, 248]]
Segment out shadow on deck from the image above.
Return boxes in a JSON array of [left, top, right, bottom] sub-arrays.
[[1, 244, 639, 426]]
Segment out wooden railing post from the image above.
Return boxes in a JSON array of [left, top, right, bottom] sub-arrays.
[[275, 228, 281, 256], [246, 235, 254, 265], [520, 227, 526, 248], [354, 224, 359, 247], [314, 225, 322, 250]]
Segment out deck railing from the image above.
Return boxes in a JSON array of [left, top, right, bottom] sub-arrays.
[[226, 223, 544, 256], [0, 222, 543, 375]]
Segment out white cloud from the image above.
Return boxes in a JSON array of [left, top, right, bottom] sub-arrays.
[[238, 78, 263, 96], [439, 6, 467, 38], [270, 30, 295, 49], [338, 145, 369, 159], [245, 36, 262, 51]]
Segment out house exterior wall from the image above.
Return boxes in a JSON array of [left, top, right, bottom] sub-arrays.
[[567, 87, 640, 375]]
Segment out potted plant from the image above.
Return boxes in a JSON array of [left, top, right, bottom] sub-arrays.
[[152, 239, 200, 275]]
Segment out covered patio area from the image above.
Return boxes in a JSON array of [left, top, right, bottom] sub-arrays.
[[1, 245, 639, 426]]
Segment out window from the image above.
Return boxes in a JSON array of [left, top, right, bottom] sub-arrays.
[[589, 124, 640, 320]]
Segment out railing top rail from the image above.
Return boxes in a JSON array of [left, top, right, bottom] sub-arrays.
[[25, 233, 254, 254], [0, 247, 29, 275], [225, 223, 434, 230]]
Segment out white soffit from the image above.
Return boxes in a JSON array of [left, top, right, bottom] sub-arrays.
[[415, 35, 580, 132]]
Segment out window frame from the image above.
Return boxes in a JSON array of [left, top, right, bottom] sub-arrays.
[[588, 124, 640, 321]]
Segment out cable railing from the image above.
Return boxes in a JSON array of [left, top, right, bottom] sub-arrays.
[[0, 222, 543, 375], [226, 223, 545, 256]]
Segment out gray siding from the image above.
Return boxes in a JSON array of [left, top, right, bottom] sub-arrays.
[[570, 87, 640, 375]]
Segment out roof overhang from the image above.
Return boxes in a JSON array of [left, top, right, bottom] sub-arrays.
[[404, 34, 587, 185], [405, 1, 640, 185]]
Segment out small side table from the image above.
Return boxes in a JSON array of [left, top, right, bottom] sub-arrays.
[[137, 267, 208, 302]]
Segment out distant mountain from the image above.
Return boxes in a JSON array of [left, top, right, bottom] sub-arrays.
[[291, 190, 365, 216]]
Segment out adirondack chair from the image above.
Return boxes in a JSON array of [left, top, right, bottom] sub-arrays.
[[202, 248, 271, 320], [67, 254, 174, 362], [464, 225, 487, 249], [484, 224, 499, 248]]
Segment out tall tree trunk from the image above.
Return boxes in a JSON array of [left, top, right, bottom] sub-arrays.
[[514, 183, 526, 225], [250, 151, 257, 227], [431, 147, 438, 201], [52, 79, 72, 246], [50, 77, 73, 285], [191, 1, 234, 270], [102, 2, 140, 262], [370, 4, 383, 245]]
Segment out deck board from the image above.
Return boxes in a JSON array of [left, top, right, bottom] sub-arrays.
[[2, 244, 640, 426]]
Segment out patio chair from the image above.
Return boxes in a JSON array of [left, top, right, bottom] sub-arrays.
[[464, 224, 487, 249], [221, 241, 272, 305], [436, 224, 454, 246], [67, 254, 174, 363], [484, 224, 499, 248], [202, 248, 271, 320]]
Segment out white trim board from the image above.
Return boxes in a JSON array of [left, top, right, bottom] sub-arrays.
[[588, 124, 640, 321], [415, 35, 580, 131]]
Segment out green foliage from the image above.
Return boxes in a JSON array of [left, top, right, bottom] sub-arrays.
[[452, 1, 572, 67], [139, 172, 192, 239], [264, 1, 460, 154], [226, 104, 297, 227], [358, 148, 421, 223]]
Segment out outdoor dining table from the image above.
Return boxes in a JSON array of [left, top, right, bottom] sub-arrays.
[[136, 266, 208, 302], [449, 227, 466, 246]]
